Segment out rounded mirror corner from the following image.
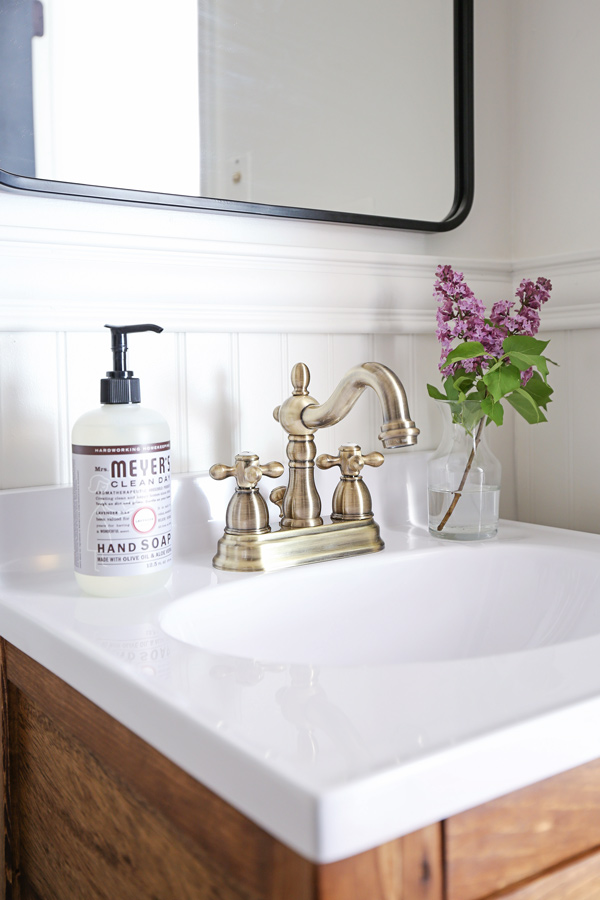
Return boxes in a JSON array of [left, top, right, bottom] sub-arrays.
[[0, 0, 473, 233]]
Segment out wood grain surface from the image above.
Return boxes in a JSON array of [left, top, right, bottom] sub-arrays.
[[316, 826, 442, 900], [1, 641, 20, 900], [2, 640, 443, 900], [4, 640, 314, 900], [499, 847, 600, 900], [445, 757, 600, 900]]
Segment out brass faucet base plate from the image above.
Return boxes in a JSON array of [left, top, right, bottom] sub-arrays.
[[212, 518, 384, 573]]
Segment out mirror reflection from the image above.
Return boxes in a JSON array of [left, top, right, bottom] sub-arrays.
[[0, 0, 460, 223]]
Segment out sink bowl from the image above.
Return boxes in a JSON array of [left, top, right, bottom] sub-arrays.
[[160, 542, 600, 666]]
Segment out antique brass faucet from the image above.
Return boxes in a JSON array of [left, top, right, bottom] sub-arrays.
[[210, 362, 419, 572]]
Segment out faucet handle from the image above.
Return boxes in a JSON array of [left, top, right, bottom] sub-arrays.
[[210, 452, 284, 489], [316, 444, 384, 477], [210, 453, 285, 536], [316, 444, 383, 522]]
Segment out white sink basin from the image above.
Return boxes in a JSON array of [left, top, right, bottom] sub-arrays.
[[160, 542, 600, 667], [7, 458, 600, 866]]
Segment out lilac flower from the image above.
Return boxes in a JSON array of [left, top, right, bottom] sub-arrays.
[[433, 266, 553, 376], [521, 367, 534, 386], [514, 306, 540, 336], [433, 266, 491, 375], [516, 277, 552, 311], [490, 299, 514, 326]]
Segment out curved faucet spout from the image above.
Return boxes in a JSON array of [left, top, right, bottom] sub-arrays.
[[301, 362, 420, 448]]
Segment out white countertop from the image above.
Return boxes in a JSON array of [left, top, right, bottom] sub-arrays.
[[2, 451, 600, 863]]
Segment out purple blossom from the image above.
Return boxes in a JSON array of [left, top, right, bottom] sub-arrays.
[[433, 265, 553, 377], [514, 306, 540, 336], [490, 299, 514, 326], [515, 277, 552, 310], [521, 367, 534, 386]]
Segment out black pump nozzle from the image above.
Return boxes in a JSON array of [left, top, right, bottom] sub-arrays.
[[101, 324, 163, 404]]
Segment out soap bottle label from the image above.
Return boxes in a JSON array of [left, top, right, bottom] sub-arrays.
[[72, 441, 172, 577]]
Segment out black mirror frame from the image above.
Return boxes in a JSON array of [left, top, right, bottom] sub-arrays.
[[0, 0, 473, 233]]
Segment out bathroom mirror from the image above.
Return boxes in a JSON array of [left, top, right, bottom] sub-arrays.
[[0, 0, 473, 232]]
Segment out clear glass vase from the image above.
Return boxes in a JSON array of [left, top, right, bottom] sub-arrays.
[[427, 399, 501, 541]]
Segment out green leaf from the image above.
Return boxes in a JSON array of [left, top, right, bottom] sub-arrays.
[[444, 341, 486, 367], [506, 388, 548, 424], [427, 383, 447, 401], [481, 396, 504, 426], [522, 372, 553, 409], [482, 363, 521, 401], [443, 373, 460, 401], [507, 351, 549, 379], [453, 374, 476, 394], [453, 402, 485, 434], [503, 335, 550, 356]]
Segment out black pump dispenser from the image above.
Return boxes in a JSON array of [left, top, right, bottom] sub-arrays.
[[101, 324, 163, 404]]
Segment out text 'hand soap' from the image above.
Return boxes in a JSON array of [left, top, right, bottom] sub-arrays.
[[72, 324, 172, 597]]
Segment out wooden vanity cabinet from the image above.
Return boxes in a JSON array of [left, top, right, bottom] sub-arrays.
[[2, 637, 600, 900], [0, 640, 440, 900]]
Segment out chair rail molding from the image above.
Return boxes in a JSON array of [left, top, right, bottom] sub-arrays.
[[0, 215, 596, 334], [0, 220, 511, 333]]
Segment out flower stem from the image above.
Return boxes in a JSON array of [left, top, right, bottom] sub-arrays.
[[437, 416, 486, 532]]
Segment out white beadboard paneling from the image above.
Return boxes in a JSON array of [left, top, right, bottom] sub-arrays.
[[237, 334, 287, 467], [0, 333, 61, 488], [285, 332, 332, 452], [55, 331, 70, 484], [285, 334, 331, 398], [328, 335, 376, 457], [132, 329, 182, 471], [514, 330, 570, 528], [372, 333, 414, 409], [372, 332, 427, 469], [186, 333, 237, 473], [566, 328, 600, 534], [65, 329, 182, 472], [487, 408, 516, 522], [65, 331, 106, 433], [373, 332, 447, 453], [411, 333, 443, 450]]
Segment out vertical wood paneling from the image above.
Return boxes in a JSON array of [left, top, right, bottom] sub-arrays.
[[185, 332, 236, 473], [487, 408, 517, 521], [237, 334, 287, 467], [286, 335, 330, 400], [0, 324, 582, 537], [64, 330, 106, 433], [514, 330, 570, 528], [566, 328, 600, 533], [0, 333, 61, 488], [287, 334, 336, 455], [372, 333, 414, 409], [133, 328, 182, 470], [374, 332, 429, 445], [176, 333, 190, 473], [411, 333, 443, 451], [56, 332, 71, 485], [65, 329, 182, 471], [329, 334, 376, 456]]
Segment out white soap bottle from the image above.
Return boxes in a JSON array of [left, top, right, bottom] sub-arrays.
[[72, 324, 172, 597]]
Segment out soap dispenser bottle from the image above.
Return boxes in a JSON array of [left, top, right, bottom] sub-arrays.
[[72, 324, 172, 597]]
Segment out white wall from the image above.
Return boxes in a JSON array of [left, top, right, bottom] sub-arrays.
[[508, 0, 600, 532], [511, 0, 600, 259], [7, 0, 576, 535]]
